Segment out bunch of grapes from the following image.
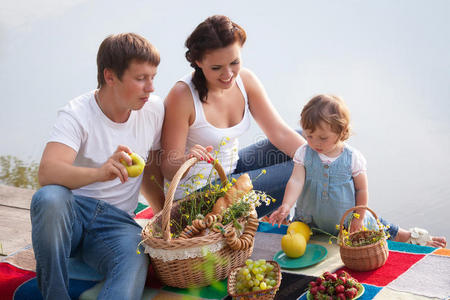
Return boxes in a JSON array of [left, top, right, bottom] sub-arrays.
[[234, 259, 278, 294]]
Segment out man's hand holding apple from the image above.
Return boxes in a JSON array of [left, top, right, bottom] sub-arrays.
[[96, 145, 145, 184], [95, 145, 132, 183]]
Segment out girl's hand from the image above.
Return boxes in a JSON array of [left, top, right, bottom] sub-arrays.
[[269, 205, 290, 227], [187, 145, 214, 163], [350, 218, 364, 233]]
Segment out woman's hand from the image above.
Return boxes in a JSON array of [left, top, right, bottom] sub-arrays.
[[269, 204, 291, 227], [187, 145, 214, 163]]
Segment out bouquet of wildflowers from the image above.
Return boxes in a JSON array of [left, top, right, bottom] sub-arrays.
[[168, 169, 274, 238]]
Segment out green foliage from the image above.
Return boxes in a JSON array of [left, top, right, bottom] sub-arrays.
[[170, 186, 226, 237], [0, 155, 39, 189], [221, 200, 251, 228]]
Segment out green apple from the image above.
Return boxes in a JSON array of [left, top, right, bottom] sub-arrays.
[[121, 152, 145, 177]]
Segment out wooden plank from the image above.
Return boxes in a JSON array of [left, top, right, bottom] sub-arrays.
[[0, 205, 31, 256], [0, 184, 35, 209]]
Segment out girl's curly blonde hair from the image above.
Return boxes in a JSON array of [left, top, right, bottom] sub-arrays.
[[300, 94, 351, 141]]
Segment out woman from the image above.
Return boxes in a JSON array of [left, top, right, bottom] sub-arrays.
[[161, 15, 305, 216]]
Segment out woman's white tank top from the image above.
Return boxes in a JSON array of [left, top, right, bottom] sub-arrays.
[[171, 72, 251, 200]]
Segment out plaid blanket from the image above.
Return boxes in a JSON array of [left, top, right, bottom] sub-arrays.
[[256, 223, 450, 300], [1, 208, 449, 300]]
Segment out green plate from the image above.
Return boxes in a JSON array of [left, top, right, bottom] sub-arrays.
[[273, 244, 327, 269], [306, 283, 365, 299]]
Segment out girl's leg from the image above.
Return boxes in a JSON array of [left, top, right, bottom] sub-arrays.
[[379, 218, 446, 248], [234, 135, 293, 173], [81, 199, 149, 300], [30, 185, 83, 300], [378, 217, 399, 240], [393, 228, 446, 248]]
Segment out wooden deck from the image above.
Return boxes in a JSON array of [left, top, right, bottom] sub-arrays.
[[0, 185, 34, 256]]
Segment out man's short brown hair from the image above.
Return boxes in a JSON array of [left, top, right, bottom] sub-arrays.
[[97, 33, 160, 88]]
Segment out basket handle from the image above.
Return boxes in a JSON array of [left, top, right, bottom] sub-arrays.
[[162, 157, 228, 241], [338, 206, 379, 243]]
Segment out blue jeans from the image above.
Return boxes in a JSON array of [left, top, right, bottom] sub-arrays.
[[231, 136, 295, 217], [379, 217, 399, 240], [30, 185, 149, 300]]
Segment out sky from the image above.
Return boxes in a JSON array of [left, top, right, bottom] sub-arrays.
[[1, 1, 449, 236]]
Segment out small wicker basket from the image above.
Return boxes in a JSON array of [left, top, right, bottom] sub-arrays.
[[227, 261, 282, 300], [141, 158, 255, 288], [339, 206, 389, 271]]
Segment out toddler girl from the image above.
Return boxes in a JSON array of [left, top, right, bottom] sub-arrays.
[[269, 95, 446, 248]]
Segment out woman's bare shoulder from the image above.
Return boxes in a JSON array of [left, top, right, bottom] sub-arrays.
[[165, 81, 193, 108], [239, 68, 263, 92], [239, 68, 257, 82]]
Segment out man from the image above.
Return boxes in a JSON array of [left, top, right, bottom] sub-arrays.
[[31, 33, 164, 299]]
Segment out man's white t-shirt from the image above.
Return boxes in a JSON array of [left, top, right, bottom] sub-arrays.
[[48, 90, 164, 215]]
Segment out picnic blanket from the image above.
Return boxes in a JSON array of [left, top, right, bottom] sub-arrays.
[[255, 223, 450, 300], [1, 209, 449, 300]]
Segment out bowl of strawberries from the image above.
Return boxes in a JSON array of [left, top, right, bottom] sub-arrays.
[[306, 270, 364, 300]]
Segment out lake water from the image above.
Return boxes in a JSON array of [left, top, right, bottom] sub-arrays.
[[1, 1, 449, 240]]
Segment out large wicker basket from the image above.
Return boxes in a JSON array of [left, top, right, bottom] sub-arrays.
[[141, 157, 255, 288], [339, 206, 389, 271]]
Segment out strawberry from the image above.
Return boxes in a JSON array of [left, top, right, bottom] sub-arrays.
[[337, 276, 347, 285], [309, 286, 318, 295], [345, 287, 358, 299], [309, 281, 317, 288], [316, 277, 323, 285], [337, 270, 349, 278], [323, 271, 332, 278], [346, 278, 357, 288], [337, 293, 346, 300], [318, 284, 326, 292], [335, 284, 345, 294], [326, 273, 338, 282]]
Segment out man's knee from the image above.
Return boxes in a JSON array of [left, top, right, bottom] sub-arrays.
[[31, 185, 73, 218]]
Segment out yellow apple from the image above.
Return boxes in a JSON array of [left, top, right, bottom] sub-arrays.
[[121, 152, 145, 177], [281, 232, 307, 258], [287, 221, 312, 242]]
